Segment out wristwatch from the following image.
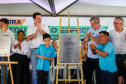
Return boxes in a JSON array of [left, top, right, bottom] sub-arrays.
[[94, 47, 97, 51]]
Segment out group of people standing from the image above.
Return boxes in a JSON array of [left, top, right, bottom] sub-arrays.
[[0, 12, 56, 84], [81, 16, 126, 84], [0, 12, 126, 84]]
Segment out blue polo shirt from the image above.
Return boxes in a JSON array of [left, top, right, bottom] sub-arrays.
[[36, 44, 56, 71], [97, 42, 117, 72], [87, 26, 106, 59]]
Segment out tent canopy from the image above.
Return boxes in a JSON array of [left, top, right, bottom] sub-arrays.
[[0, 0, 126, 16]]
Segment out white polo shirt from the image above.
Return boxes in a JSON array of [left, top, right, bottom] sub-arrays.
[[0, 29, 15, 56], [109, 29, 126, 54], [87, 26, 106, 59], [27, 24, 50, 48], [0, 29, 15, 41]]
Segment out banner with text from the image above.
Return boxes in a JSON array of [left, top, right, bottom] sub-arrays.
[[8, 26, 108, 40]]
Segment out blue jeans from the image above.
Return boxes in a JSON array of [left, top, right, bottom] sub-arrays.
[[0, 57, 8, 84], [101, 70, 117, 84], [47, 72, 50, 84], [31, 48, 38, 84]]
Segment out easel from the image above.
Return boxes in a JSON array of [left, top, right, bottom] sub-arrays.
[[56, 11, 83, 84], [0, 27, 18, 84]]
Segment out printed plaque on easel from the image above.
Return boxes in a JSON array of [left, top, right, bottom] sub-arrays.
[[56, 10, 83, 84], [0, 32, 11, 57], [59, 35, 79, 63]]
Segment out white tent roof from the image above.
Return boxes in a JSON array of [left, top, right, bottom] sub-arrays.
[[0, 0, 126, 16]]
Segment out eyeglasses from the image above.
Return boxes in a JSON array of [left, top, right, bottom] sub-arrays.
[[113, 22, 121, 24]]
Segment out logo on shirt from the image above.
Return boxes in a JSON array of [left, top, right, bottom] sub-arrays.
[[47, 51, 51, 57]]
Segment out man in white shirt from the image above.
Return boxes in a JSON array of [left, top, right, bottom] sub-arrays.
[[109, 17, 126, 84], [27, 12, 50, 84], [0, 18, 15, 41], [0, 18, 15, 84], [84, 16, 106, 84]]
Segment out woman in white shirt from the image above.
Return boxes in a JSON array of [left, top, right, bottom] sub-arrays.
[[11, 30, 29, 55], [7, 30, 30, 84]]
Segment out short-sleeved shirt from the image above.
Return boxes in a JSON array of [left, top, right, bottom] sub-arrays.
[[87, 26, 106, 59], [0, 29, 15, 41], [97, 42, 117, 72], [0, 29, 15, 55], [27, 24, 50, 48], [36, 44, 56, 71]]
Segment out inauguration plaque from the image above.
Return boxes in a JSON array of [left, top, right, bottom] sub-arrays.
[[0, 32, 11, 57], [59, 35, 79, 63]]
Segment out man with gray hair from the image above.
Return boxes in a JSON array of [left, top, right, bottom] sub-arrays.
[[84, 16, 106, 84], [109, 17, 126, 84]]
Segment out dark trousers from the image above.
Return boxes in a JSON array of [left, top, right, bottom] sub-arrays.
[[86, 57, 101, 84], [116, 54, 126, 84], [37, 70, 49, 84], [7, 53, 30, 84], [101, 70, 117, 84], [82, 61, 86, 80], [54, 57, 57, 66]]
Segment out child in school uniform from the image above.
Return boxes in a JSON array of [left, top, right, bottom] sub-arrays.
[[36, 33, 56, 84]]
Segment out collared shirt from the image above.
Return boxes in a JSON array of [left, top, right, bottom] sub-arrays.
[[97, 42, 117, 72], [109, 29, 126, 54], [11, 39, 30, 55], [0, 29, 15, 41], [36, 44, 56, 71], [27, 24, 50, 48], [87, 26, 106, 59], [0, 29, 15, 56]]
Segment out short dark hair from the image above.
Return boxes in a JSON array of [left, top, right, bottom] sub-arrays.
[[17, 30, 25, 35], [99, 31, 109, 36], [81, 39, 84, 41], [0, 18, 9, 24], [90, 16, 100, 24], [43, 33, 51, 41], [33, 12, 41, 18]]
